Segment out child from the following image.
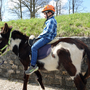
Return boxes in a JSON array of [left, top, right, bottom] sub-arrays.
[[25, 5, 57, 75]]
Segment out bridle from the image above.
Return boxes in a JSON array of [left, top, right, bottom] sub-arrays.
[[0, 32, 12, 54], [0, 32, 12, 65]]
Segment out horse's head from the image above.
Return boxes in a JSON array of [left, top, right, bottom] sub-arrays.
[[0, 23, 12, 54]]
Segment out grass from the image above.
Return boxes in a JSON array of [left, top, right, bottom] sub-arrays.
[[0, 13, 90, 37], [56, 13, 90, 37]]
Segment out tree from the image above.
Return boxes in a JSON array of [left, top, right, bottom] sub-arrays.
[[72, 0, 74, 13], [72, 0, 83, 14], [22, 0, 49, 18], [56, 0, 67, 16], [56, 0, 58, 16], [68, 0, 71, 14], [0, 0, 2, 21], [56, 0, 62, 16], [8, 0, 23, 19], [8, 0, 49, 19]]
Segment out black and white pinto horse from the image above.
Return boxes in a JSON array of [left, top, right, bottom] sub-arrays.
[[0, 23, 90, 90]]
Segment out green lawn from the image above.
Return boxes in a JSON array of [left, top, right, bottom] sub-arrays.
[[1, 13, 90, 37]]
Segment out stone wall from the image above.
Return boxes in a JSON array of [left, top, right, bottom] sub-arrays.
[[0, 37, 90, 90]]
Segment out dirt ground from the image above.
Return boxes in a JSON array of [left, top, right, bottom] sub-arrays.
[[0, 77, 62, 90]]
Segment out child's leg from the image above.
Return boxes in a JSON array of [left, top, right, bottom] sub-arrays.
[[31, 38, 51, 66]]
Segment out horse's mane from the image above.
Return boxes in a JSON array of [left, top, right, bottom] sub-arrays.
[[12, 30, 29, 40]]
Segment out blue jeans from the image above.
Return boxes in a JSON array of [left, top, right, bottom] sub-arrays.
[[31, 38, 51, 66]]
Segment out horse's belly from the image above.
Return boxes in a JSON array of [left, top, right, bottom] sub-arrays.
[[39, 54, 59, 71]]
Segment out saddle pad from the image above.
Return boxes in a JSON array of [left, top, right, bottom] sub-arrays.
[[37, 44, 51, 60]]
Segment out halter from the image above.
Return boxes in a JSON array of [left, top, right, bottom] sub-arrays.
[[0, 32, 12, 54]]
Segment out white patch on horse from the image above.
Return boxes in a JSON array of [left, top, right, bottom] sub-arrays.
[[56, 42, 84, 76], [9, 38, 21, 50], [0, 34, 2, 43], [0, 34, 2, 38], [39, 51, 59, 71]]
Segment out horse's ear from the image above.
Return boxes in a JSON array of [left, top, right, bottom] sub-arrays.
[[4, 23, 8, 28], [2, 23, 9, 34]]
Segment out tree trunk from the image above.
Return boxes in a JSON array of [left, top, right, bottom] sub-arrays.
[[33, 0, 35, 18], [20, 0, 22, 19], [0, 0, 2, 21], [72, 0, 74, 14], [59, 0, 61, 15], [56, 1, 58, 16], [69, 0, 70, 14], [30, 0, 33, 18]]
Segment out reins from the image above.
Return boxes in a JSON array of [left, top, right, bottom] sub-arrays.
[[0, 32, 12, 65]]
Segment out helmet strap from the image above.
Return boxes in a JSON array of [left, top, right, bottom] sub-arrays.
[[43, 12, 53, 28]]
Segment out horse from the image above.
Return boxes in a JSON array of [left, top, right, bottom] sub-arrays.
[[0, 23, 90, 90]]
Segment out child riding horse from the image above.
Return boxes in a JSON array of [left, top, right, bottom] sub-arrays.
[[25, 5, 57, 75]]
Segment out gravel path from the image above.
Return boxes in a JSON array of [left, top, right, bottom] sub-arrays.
[[0, 77, 62, 90]]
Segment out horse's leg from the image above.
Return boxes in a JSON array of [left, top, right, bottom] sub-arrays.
[[74, 73, 86, 90], [20, 58, 30, 90], [34, 70, 45, 90], [22, 65, 29, 90], [23, 72, 29, 90]]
